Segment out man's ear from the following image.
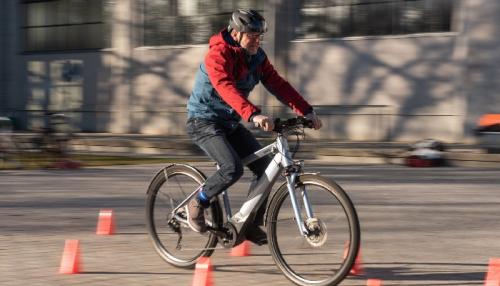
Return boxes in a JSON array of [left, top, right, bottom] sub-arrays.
[[230, 29, 239, 38]]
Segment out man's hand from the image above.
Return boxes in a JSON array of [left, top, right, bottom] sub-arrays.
[[252, 114, 274, 132], [305, 112, 322, 130]]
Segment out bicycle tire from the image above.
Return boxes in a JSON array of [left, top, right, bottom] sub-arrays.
[[145, 164, 222, 268], [266, 174, 360, 286]]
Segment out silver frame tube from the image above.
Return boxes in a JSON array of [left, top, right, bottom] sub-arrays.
[[168, 134, 313, 237], [232, 151, 282, 223], [285, 174, 308, 235], [301, 185, 314, 219]]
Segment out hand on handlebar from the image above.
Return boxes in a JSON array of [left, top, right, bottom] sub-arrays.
[[252, 114, 275, 132], [305, 111, 322, 130]]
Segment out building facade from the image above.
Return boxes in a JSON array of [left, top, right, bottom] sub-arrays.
[[1, 0, 499, 142]]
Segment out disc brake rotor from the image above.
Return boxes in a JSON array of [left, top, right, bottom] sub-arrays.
[[304, 218, 328, 247]]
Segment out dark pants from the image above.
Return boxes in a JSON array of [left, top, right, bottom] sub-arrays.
[[186, 118, 271, 225]]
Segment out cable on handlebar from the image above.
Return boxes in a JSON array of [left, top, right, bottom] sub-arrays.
[[272, 117, 314, 158]]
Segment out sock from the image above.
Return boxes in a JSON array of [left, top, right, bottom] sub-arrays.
[[198, 190, 210, 208]]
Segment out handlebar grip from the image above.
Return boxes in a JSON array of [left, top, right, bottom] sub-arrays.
[[304, 119, 314, 129], [272, 117, 315, 133], [297, 116, 314, 129]]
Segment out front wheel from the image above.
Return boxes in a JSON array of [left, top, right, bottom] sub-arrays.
[[266, 174, 360, 286]]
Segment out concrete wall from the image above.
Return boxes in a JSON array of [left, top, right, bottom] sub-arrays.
[[462, 0, 500, 138], [279, 0, 500, 143], [19, 50, 207, 136], [16, 0, 206, 135], [288, 34, 466, 142], [128, 47, 206, 135], [4, 0, 500, 143]]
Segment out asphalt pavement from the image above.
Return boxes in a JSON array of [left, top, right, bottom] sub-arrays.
[[2, 162, 500, 285]]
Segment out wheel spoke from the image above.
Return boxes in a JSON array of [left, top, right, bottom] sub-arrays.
[[155, 190, 173, 205]]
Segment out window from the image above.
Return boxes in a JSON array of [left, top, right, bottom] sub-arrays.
[[21, 0, 113, 52], [142, 0, 264, 46], [295, 0, 454, 39]]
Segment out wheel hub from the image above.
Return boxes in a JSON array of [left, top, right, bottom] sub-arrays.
[[304, 218, 328, 247]]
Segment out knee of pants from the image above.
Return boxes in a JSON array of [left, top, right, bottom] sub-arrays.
[[219, 161, 244, 185]]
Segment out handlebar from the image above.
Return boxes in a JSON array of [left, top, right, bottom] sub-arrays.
[[273, 117, 314, 133]]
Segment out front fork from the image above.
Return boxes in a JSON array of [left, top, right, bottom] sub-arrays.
[[285, 166, 315, 236]]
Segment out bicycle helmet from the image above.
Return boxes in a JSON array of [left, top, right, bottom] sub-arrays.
[[229, 9, 267, 34]]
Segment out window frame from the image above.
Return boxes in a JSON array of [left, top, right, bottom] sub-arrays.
[[20, 0, 112, 53], [294, 0, 456, 40], [140, 0, 265, 47]]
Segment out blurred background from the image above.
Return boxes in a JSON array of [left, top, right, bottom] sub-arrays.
[[0, 0, 498, 143]]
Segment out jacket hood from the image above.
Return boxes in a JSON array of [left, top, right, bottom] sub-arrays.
[[209, 29, 239, 50]]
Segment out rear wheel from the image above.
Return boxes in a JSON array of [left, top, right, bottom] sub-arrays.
[[266, 174, 360, 286], [145, 164, 222, 268]]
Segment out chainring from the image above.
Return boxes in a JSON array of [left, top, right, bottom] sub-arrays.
[[220, 222, 238, 249]]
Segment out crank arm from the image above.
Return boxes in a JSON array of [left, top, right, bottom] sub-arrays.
[[206, 226, 228, 238]]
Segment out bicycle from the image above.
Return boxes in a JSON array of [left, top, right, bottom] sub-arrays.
[[32, 112, 74, 157], [145, 117, 361, 286]]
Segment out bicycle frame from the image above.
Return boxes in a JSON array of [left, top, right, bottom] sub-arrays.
[[233, 134, 312, 236], [171, 133, 314, 236], [148, 118, 361, 285]]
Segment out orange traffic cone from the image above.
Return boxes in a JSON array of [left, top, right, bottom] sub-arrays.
[[486, 281, 500, 286], [96, 209, 115, 235], [485, 258, 500, 286], [59, 239, 81, 274], [231, 240, 251, 257], [367, 278, 383, 286], [192, 257, 213, 286], [344, 240, 364, 275]]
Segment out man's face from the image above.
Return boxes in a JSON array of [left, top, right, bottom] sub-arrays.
[[239, 32, 263, 55]]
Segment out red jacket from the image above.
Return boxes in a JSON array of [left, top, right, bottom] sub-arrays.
[[200, 29, 312, 122]]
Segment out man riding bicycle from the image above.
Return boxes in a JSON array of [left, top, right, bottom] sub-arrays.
[[185, 9, 322, 245]]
